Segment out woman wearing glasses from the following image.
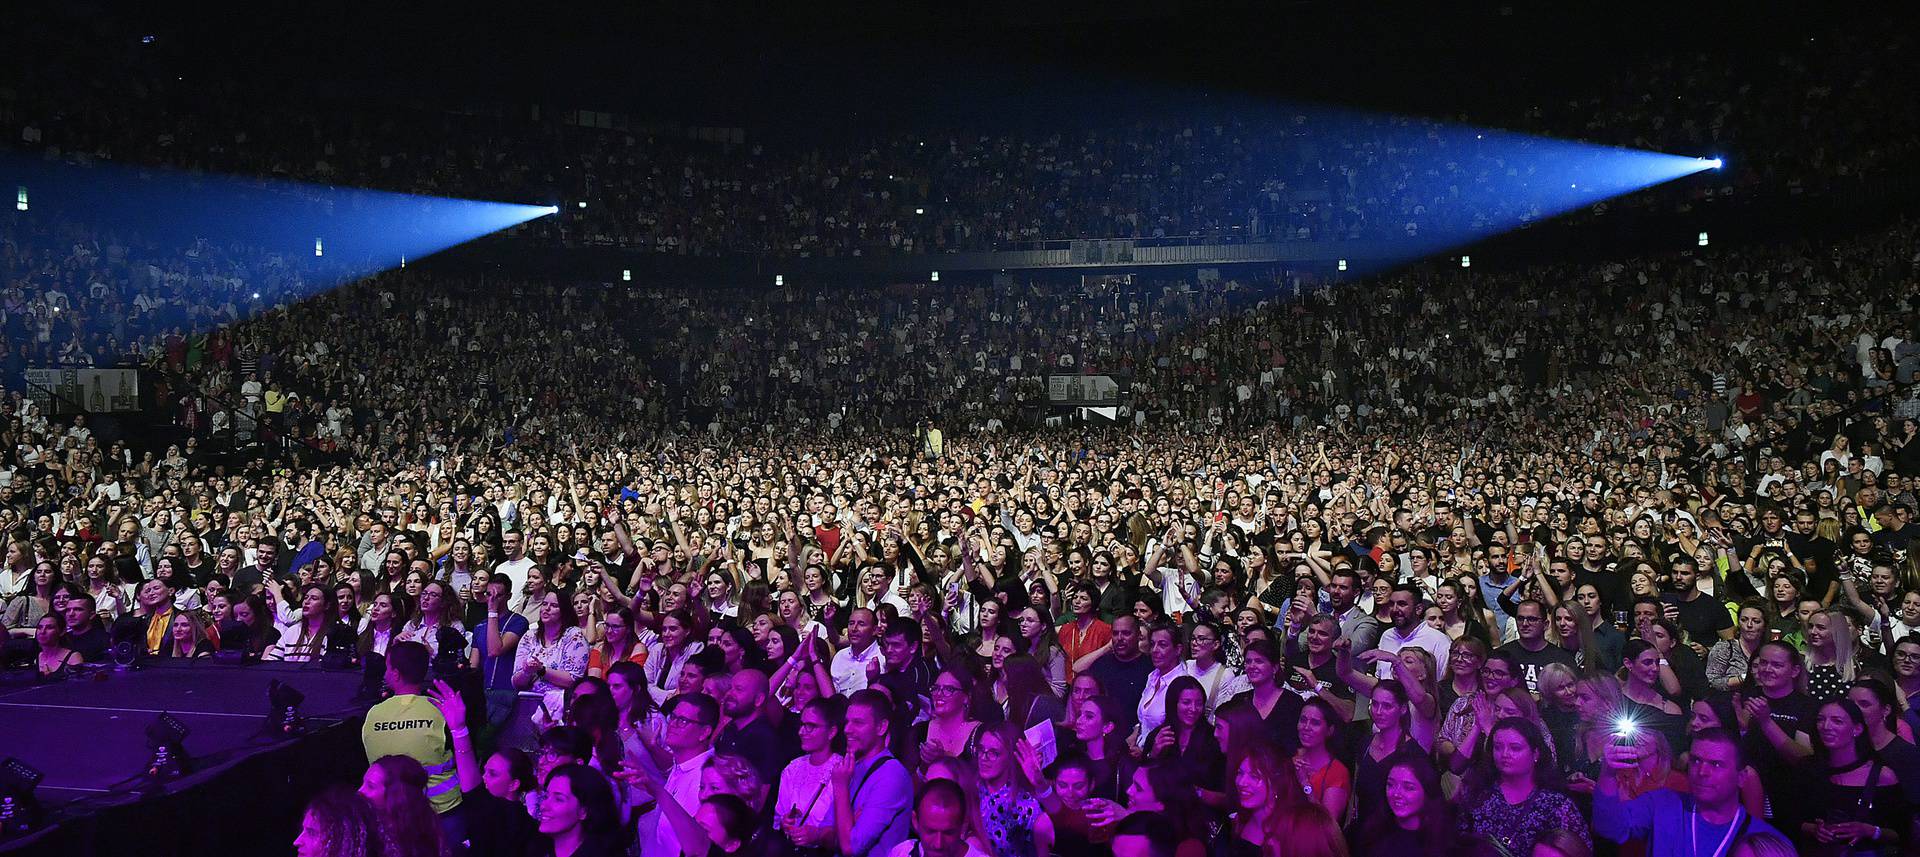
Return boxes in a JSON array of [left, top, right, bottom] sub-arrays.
[[774, 696, 844, 855]]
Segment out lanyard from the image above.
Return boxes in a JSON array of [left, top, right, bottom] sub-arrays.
[[1689, 808, 1741, 857]]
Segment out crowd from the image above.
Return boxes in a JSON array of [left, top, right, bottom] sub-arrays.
[[6, 10, 1920, 857], [3, 13, 1916, 258], [0, 208, 1916, 857]]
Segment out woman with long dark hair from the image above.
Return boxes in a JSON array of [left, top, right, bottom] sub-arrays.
[[269, 584, 348, 662], [1291, 697, 1350, 820], [1797, 698, 1907, 856], [1349, 679, 1423, 827], [359, 755, 445, 857], [1211, 742, 1304, 856], [1014, 604, 1067, 695], [398, 580, 466, 660], [533, 764, 624, 857], [1457, 717, 1587, 855], [1355, 750, 1455, 856], [516, 590, 588, 695], [1142, 675, 1224, 793], [994, 654, 1065, 729], [358, 591, 412, 661]]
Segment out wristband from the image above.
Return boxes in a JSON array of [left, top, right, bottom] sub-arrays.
[[449, 727, 469, 739]]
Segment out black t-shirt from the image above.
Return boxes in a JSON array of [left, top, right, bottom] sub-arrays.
[[1085, 651, 1153, 730], [717, 716, 785, 784], [1495, 640, 1579, 694], [1743, 689, 1818, 825], [1662, 592, 1733, 645], [460, 786, 534, 857], [1878, 736, 1920, 805], [68, 624, 111, 661]]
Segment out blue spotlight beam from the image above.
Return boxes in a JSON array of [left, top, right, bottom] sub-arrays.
[[1, 152, 552, 282]]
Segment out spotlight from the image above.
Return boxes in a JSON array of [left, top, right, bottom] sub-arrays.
[[576, 201, 587, 209], [314, 238, 324, 257], [930, 271, 940, 282], [544, 205, 560, 214], [13, 187, 25, 212], [775, 274, 784, 286], [1697, 231, 1710, 247], [622, 269, 632, 282], [400, 255, 406, 269], [914, 207, 925, 215], [1460, 255, 1472, 269], [140, 35, 156, 45], [0, 757, 44, 840], [1702, 157, 1723, 170], [266, 679, 305, 737], [144, 712, 191, 780], [1337, 259, 1347, 272]]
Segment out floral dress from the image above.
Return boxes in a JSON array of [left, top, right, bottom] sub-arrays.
[[979, 782, 1041, 857], [519, 624, 589, 694], [1457, 786, 1589, 855]]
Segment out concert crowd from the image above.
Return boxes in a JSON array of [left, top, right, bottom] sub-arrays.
[[6, 10, 1920, 857], [1, 201, 1917, 857]]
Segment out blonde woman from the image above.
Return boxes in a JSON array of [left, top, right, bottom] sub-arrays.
[[1803, 607, 1856, 702]]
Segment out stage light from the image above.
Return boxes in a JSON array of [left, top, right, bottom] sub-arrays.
[[1698, 231, 1710, 247], [1460, 255, 1471, 268], [576, 201, 587, 209], [915, 208, 925, 215], [14, 187, 24, 211], [141, 35, 155, 45], [144, 712, 191, 780], [622, 269, 632, 282], [266, 679, 306, 737], [315, 238, 324, 257], [1706, 158, 1724, 170], [400, 255, 406, 269], [774, 274, 784, 286], [251, 292, 261, 300], [1337, 259, 1347, 271], [0, 757, 44, 840], [544, 205, 560, 214], [930, 271, 940, 282]]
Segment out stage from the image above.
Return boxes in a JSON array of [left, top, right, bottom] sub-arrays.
[[0, 660, 372, 856]]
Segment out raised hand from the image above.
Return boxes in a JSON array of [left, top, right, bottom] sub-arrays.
[[425, 679, 468, 731]]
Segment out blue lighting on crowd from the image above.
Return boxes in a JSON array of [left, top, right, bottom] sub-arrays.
[[1, 153, 554, 300]]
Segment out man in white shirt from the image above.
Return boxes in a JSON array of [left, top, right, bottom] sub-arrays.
[[831, 608, 886, 697], [492, 530, 535, 595], [1373, 584, 1452, 680], [638, 692, 718, 857]]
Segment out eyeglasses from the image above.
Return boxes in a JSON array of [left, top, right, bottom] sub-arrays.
[[667, 712, 715, 730], [796, 721, 829, 732], [1895, 651, 1920, 662], [931, 685, 966, 696]]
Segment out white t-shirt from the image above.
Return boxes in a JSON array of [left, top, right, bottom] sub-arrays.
[[493, 556, 535, 594]]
